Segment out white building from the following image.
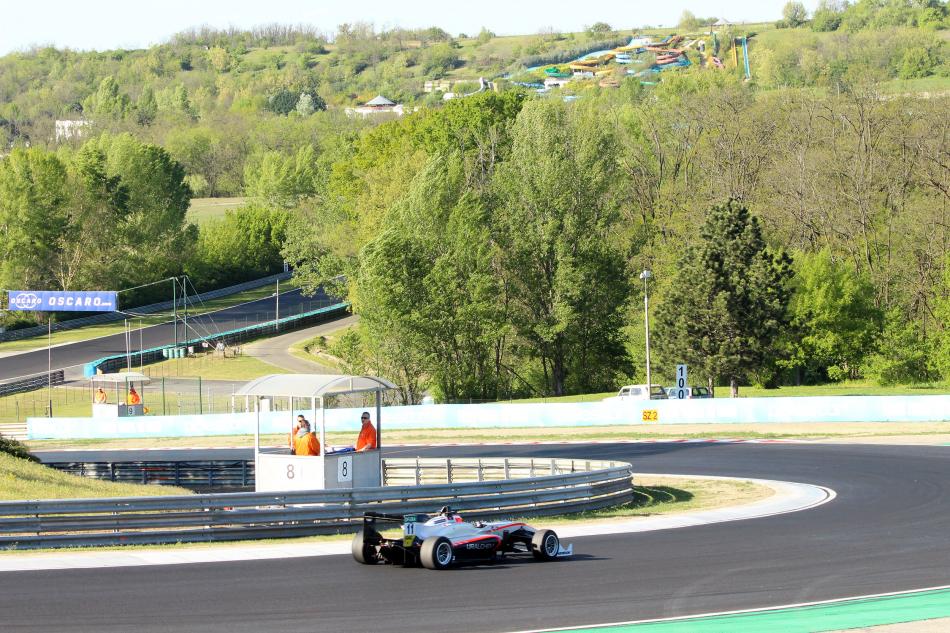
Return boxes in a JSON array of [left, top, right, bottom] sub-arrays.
[[345, 95, 406, 118]]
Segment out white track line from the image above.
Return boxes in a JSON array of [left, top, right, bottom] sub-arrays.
[[0, 475, 834, 572]]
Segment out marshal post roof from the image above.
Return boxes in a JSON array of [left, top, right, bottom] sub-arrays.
[[235, 374, 396, 398]]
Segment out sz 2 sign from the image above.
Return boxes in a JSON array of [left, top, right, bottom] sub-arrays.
[[674, 364, 688, 400]]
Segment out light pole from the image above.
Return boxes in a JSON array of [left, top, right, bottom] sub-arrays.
[[639, 269, 652, 397]]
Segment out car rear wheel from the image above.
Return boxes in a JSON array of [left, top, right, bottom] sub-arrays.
[[420, 536, 454, 570], [531, 529, 560, 561], [351, 530, 379, 564]]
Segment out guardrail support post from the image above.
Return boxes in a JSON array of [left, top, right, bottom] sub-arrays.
[[503, 458, 510, 480], [477, 459, 483, 482], [414, 459, 420, 486], [446, 459, 453, 484]]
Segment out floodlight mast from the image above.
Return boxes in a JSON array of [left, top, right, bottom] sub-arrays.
[[639, 269, 652, 398]]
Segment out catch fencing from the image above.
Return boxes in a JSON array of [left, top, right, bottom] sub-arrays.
[[0, 457, 634, 549]]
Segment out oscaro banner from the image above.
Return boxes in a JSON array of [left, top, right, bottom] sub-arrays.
[[8, 290, 117, 312]]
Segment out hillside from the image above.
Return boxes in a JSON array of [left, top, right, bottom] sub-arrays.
[[1, 2, 949, 398]]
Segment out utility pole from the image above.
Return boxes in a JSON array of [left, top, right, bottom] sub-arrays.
[[172, 277, 178, 351], [182, 276, 188, 350], [47, 314, 52, 417], [639, 269, 653, 397]]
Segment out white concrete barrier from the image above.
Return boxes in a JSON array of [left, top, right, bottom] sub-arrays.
[[26, 394, 950, 440]]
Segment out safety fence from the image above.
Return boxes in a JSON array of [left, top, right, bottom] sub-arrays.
[[0, 457, 634, 549], [0, 272, 292, 342]]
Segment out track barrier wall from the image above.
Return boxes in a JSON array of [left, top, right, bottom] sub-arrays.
[[0, 457, 634, 549], [26, 394, 950, 440]]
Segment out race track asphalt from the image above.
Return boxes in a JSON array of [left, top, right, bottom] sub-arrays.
[[5, 442, 950, 633], [0, 288, 336, 382]]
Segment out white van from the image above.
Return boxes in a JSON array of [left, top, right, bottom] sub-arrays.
[[603, 384, 668, 401]]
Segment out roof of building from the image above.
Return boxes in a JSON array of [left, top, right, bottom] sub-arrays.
[[235, 374, 396, 398], [365, 95, 396, 106]]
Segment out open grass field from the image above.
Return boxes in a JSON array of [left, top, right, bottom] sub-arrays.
[[187, 197, 246, 225]]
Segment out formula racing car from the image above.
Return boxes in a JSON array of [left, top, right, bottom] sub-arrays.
[[352, 507, 573, 570]]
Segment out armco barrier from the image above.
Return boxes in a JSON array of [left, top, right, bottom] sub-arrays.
[[28, 394, 950, 440], [82, 300, 349, 376], [0, 272, 292, 342], [0, 457, 633, 549], [0, 370, 65, 397]]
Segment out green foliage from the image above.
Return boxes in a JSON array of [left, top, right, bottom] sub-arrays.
[[587, 22, 613, 35], [783, 1, 809, 26], [654, 200, 794, 396], [0, 435, 37, 462], [899, 46, 936, 78], [492, 100, 631, 396], [812, 0, 845, 31], [782, 250, 882, 382], [934, 257, 950, 381], [185, 204, 288, 289], [862, 308, 939, 385], [244, 145, 317, 208]]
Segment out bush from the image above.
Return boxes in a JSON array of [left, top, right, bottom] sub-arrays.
[[862, 309, 938, 385], [0, 435, 38, 462], [899, 47, 935, 79]]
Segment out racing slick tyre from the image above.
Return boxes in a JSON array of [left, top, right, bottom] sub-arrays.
[[352, 530, 379, 565], [420, 536, 454, 570], [531, 529, 560, 561]]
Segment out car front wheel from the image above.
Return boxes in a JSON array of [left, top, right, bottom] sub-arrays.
[[531, 529, 560, 561]]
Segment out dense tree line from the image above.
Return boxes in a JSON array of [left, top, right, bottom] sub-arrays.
[[282, 76, 949, 401]]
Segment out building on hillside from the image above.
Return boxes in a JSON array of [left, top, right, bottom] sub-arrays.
[[544, 77, 571, 89], [345, 95, 406, 118], [55, 119, 91, 142], [423, 80, 452, 93]]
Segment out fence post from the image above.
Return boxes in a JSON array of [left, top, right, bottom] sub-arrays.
[[503, 458, 510, 480], [414, 459, 421, 486], [477, 459, 483, 482], [446, 459, 452, 484], [162, 378, 166, 416], [198, 376, 203, 415]]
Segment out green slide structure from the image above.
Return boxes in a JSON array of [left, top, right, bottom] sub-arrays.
[[561, 586, 950, 632]]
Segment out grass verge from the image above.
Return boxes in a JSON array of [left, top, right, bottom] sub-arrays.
[[0, 451, 191, 500], [286, 322, 353, 371]]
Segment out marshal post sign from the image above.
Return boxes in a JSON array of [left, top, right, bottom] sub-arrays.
[[7, 290, 118, 312]]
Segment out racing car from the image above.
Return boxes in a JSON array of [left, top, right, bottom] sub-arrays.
[[352, 506, 573, 570]]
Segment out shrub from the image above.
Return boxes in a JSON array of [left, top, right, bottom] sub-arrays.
[[0, 435, 38, 462]]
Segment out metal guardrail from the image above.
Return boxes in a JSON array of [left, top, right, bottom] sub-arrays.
[[87, 301, 349, 375], [47, 461, 254, 489], [0, 458, 634, 549], [0, 370, 65, 397], [0, 272, 292, 342]]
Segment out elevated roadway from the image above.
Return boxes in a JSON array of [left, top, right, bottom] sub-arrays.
[[4, 442, 949, 632]]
